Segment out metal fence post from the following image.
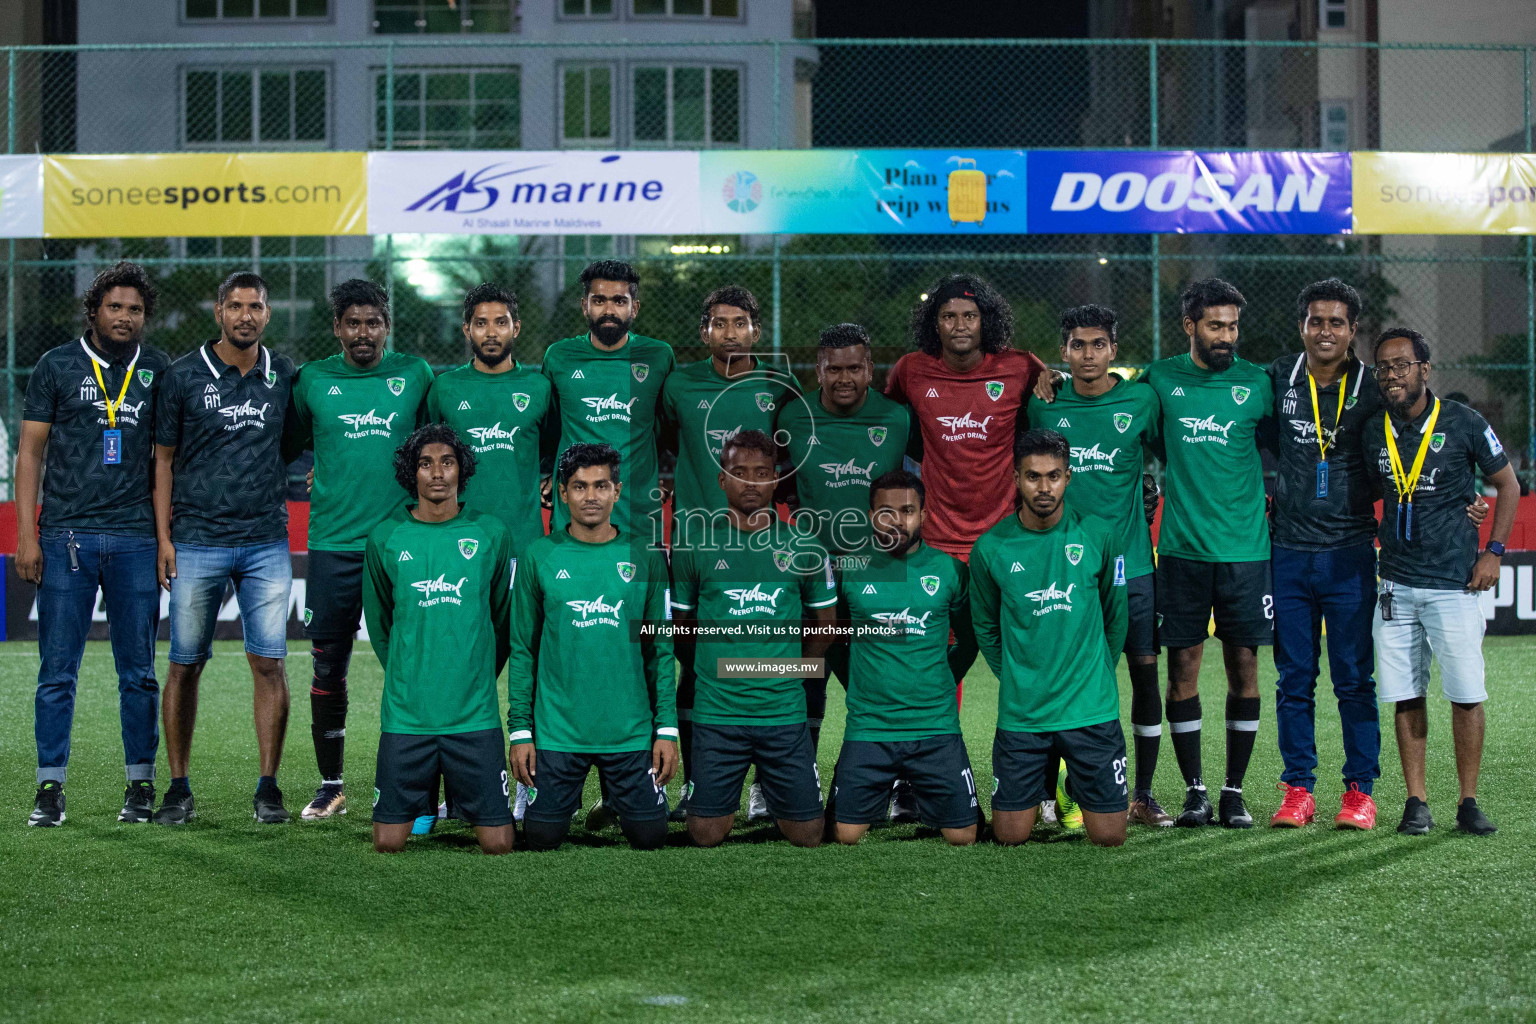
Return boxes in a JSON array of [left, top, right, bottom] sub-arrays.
[[1150, 236, 1161, 361], [1148, 40, 1158, 149], [6, 48, 15, 463], [383, 42, 395, 348], [771, 235, 782, 354], [1525, 47, 1533, 485], [772, 41, 781, 148]]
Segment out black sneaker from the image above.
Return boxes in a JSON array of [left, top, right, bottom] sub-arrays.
[[668, 787, 689, 823], [27, 782, 65, 827], [254, 785, 290, 824], [889, 780, 919, 824], [1175, 786, 1214, 827], [119, 781, 155, 823], [1396, 796, 1433, 835], [1218, 787, 1254, 829], [152, 788, 195, 825], [1455, 797, 1497, 836]]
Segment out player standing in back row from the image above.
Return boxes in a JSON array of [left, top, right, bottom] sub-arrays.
[[283, 280, 433, 821], [1142, 279, 1273, 829], [887, 274, 1045, 559]]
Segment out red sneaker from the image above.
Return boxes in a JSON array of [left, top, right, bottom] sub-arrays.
[[1270, 782, 1315, 828], [1334, 784, 1377, 830]]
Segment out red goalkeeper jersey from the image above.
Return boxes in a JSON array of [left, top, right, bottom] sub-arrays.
[[886, 348, 1045, 557]]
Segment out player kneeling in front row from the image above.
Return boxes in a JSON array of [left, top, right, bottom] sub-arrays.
[[508, 443, 677, 851], [831, 471, 980, 845], [971, 429, 1129, 847], [671, 430, 839, 848], [363, 425, 515, 855]]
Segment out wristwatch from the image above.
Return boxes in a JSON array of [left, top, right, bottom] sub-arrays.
[[1485, 540, 1506, 557]]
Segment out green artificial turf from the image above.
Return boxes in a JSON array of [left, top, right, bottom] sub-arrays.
[[2, 638, 1534, 1023]]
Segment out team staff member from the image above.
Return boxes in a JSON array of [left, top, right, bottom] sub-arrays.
[[1142, 279, 1273, 829], [363, 425, 515, 856], [887, 274, 1046, 559], [283, 280, 433, 821], [1361, 329, 1517, 838], [18, 262, 171, 827], [1029, 305, 1168, 826], [152, 272, 298, 826], [971, 429, 1129, 848]]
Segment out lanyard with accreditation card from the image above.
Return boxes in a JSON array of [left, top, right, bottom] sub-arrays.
[[1383, 397, 1441, 542], [1306, 364, 1364, 499], [84, 338, 140, 466]]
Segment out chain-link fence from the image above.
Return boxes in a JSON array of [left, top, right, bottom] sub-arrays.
[[1, 38, 1534, 486]]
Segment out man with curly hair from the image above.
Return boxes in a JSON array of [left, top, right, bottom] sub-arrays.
[[887, 274, 1046, 559], [363, 424, 515, 855], [17, 261, 171, 827]]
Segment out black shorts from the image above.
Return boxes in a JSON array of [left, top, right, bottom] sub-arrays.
[[373, 727, 512, 827], [689, 723, 823, 822], [524, 748, 668, 825], [1124, 572, 1158, 657], [991, 721, 1129, 814], [833, 734, 977, 829], [1155, 555, 1273, 648], [305, 549, 364, 640]]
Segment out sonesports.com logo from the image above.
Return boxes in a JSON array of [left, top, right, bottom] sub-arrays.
[[723, 171, 762, 213]]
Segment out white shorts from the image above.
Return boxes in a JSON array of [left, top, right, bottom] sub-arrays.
[[1372, 581, 1488, 704]]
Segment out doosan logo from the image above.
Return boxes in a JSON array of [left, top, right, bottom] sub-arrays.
[[468, 422, 519, 448], [338, 409, 398, 437], [936, 411, 993, 441], [1050, 170, 1331, 215], [412, 574, 467, 606], [819, 458, 877, 487], [1179, 415, 1235, 445], [583, 394, 638, 422]]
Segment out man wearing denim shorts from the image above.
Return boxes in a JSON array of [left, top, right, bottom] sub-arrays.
[[151, 271, 298, 825], [1362, 327, 1519, 837]]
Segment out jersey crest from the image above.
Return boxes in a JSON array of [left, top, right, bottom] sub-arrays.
[[985, 380, 1005, 401], [772, 550, 793, 572], [1065, 543, 1084, 566], [458, 538, 479, 559], [755, 392, 775, 412], [631, 363, 649, 383], [387, 377, 406, 396], [617, 561, 636, 583], [1429, 432, 1446, 453], [137, 369, 155, 388], [512, 392, 530, 412], [868, 426, 888, 447], [1113, 412, 1133, 433], [920, 574, 940, 596], [1231, 385, 1251, 405]]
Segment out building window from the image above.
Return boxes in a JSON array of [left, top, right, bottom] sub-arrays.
[[632, 0, 740, 15], [184, 67, 328, 146], [1319, 0, 1347, 29], [376, 67, 521, 149], [1320, 99, 1351, 148], [633, 65, 741, 147], [561, 64, 615, 146], [561, 0, 614, 15], [182, 236, 328, 347], [185, 0, 328, 18], [373, 0, 516, 33]]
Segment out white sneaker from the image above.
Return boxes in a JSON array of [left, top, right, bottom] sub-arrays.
[[513, 782, 528, 823], [746, 782, 770, 822], [1039, 799, 1059, 826]]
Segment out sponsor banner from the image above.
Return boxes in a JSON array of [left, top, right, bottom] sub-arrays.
[[1027, 150, 1352, 234], [1481, 550, 1536, 636], [44, 153, 367, 237], [0, 155, 44, 238], [4, 554, 332, 643], [698, 149, 1027, 233], [1353, 152, 1536, 235], [367, 150, 700, 235]]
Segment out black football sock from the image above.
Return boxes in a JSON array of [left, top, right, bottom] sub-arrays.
[[1129, 661, 1162, 796], [1224, 695, 1261, 791], [309, 638, 353, 785], [621, 816, 668, 851], [678, 716, 693, 785], [257, 775, 278, 794], [167, 776, 191, 797], [1166, 696, 1204, 789]]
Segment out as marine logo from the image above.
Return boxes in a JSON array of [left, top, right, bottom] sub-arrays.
[[617, 561, 636, 583], [387, 377, 406, 396], [458, 538, 479, 559], [920, 575, 940, 596]]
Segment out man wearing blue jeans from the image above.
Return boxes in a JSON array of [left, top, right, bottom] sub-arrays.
[[151, 271, 298, 825], [15, 262, 170, 827]]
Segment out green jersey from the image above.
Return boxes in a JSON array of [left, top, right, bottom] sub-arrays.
[[426, 361, 554, 556], [1142, 353, 1273, 563], [284, 351, 433, 552], [506, 528, 675, 753], [362, 506, 513, 736], [1027, 374, 1160, 579], [840, 542, 973, 741], [775, 389, 911, 554], [661, 357, 797, 530], [542, 333, 675, 538], [970, 508, 1126, 733], [671, 519, 839, 726]]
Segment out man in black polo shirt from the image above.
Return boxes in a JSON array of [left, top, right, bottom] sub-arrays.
[[16, 262, 171, 827], [152, 271, 299, 826], [1362, 328, 1518, 837]]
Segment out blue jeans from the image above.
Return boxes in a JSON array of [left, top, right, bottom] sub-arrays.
[[168, 540, 292, 664], [1272, 541, 1381, 794], [35, 530, 160, 784]]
